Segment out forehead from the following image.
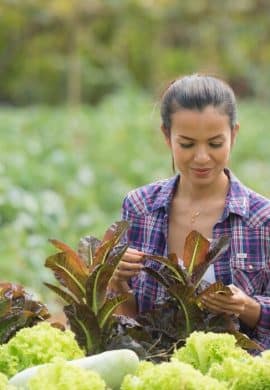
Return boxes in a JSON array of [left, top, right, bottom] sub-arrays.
[[170, 106, 230, 135]]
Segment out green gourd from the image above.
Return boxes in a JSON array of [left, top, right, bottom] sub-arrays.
[[9, 349, 139, 390]]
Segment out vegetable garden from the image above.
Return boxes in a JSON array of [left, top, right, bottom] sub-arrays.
[[1, 220, 270, 389]]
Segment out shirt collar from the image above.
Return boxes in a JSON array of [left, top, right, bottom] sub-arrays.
[[149, 169, 250, 219], [150, 174, 179, 213], [223, 168, 250, 219]]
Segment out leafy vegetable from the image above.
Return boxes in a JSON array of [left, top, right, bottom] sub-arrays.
[[120, 360, 227, 390], [0, 322, 84, 377], [0, 282, 50, 344], [0, 346, 18, 379], [9, 349, 139, 390], [138, 231, 262, 356], [209, 355, 270, 389], [172, 331, 250, 374], [142, 231, 231, 336], [28, 359, 106, 390], [45, 221, 132, 355], [0, 372, 13, 390]]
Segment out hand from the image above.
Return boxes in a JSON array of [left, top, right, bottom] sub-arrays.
[[201, 284, 261, 328], [201, 284, 246, 317], [109, 247, 145, 293]]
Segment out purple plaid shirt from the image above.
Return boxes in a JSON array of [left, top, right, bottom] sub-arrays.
[[121, 169, 270, 350]]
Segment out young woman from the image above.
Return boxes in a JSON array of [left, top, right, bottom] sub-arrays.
[[109, 74, 270, 350]]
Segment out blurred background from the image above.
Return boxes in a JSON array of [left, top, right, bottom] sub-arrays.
[[0, 0, 269, 309]]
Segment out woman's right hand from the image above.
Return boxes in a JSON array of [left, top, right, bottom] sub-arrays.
[[109, 247, 145, 293]]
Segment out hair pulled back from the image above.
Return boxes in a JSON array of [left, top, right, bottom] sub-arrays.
[[160, 74, 237, 135]]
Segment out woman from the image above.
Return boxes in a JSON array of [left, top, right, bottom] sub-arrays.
[[109, 74, 270, 349]]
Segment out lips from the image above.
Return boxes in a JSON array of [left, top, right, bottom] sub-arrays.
[[191, 168, 212, 177]]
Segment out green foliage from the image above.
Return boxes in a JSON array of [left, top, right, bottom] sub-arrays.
[[0, 322, 84, 377], [172, 331, 250, 375], [0, 282, 49, 344], [120, 359, 227, 390], [141, 231, 231, 337], [45, 221, 131, 355], [1, 1, 270, 104], [28, 359, 106, 390], [209, 355, 270, 389], [0, 92, 269, 304]]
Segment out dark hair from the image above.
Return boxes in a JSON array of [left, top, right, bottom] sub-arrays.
[[160, 74, 237, 135]]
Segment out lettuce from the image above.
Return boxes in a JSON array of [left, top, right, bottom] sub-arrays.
[[120, 360, 228, 390], [209, 356, 270, 389], [0, 346, 18, 378], [172, 331, 250, 374], [0, 372, 16, 390], [28, 359, 105, 390], [0, 372, 8, 390], [0, 322, 84, 377]]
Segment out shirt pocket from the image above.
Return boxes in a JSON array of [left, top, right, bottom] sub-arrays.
[[230, 256, 265, 295]]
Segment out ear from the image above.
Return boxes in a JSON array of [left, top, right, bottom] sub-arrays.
[[231, 122, 240, 147], [161, 124, 171, 148]]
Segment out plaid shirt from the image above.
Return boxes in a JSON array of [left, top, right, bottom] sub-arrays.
[[122, 169, 270, 350]]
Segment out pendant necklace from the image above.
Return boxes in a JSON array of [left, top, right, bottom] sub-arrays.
[[190, 210, 201, 225]]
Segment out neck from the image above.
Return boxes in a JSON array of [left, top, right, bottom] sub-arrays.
[[176, 171, 229, 202]]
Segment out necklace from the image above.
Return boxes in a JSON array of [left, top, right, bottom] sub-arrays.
[[190, 210, 201, 225]]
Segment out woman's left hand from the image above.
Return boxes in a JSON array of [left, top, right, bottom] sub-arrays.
[[201, 284, 261, 328], [201, 284, 246, 317]]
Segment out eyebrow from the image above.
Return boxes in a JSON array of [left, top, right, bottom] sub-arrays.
[[177, 134, 225, 141]]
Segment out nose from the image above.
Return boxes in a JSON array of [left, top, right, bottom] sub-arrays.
[[193, 146, 210, 164]]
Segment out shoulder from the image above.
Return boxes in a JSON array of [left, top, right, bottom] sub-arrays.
[[122, 175, 179, 215], [247, 188, 270, 228], [229, 171, 270, 228]]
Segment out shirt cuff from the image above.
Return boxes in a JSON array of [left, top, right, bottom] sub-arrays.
[[253, 295, 270, 333]]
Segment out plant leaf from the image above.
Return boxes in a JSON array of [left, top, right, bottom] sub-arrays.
[[231, 330, 264, 351], [0, 282, 25, 299], [91, 221, 129, 268], [48, 239, 89, 276], [143, 254, 186, 284], [97, 294, 129, 328], [195, 281, 233, 307], [77, 236, 101, 266], [205, 235, 230, 263], [0, 283, 50, 343], [0, 311, 33, 344], [143, 266, 171, 288], [44, 282, 78, 305], [106, 243, 128, 267], [183, 231, 210, 274], [0, 298, 10, 317], [86, 264, 115, 314], [191, 235, 230, 289], [64, 303, 101, 354], [101, 220, 129, 247], [92, 240, 112, 267], [45, 252, 87, 302]]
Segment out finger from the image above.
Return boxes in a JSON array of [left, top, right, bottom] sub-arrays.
[[205, 292, 236, 305], [117, 269, 140, 277], [202, 297, 243, 316], [118, 260, 143, 271], [115, 268, 141, 279], [202, 301, 233, 315], [126, 248, 145, 255], [122, 252, 145, 263]]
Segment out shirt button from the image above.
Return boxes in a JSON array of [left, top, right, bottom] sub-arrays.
[[248, 264, 253, 270]]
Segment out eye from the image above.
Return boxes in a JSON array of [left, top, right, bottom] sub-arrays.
[[179, 143, 194, 149], [209, 142, 223, 148]]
